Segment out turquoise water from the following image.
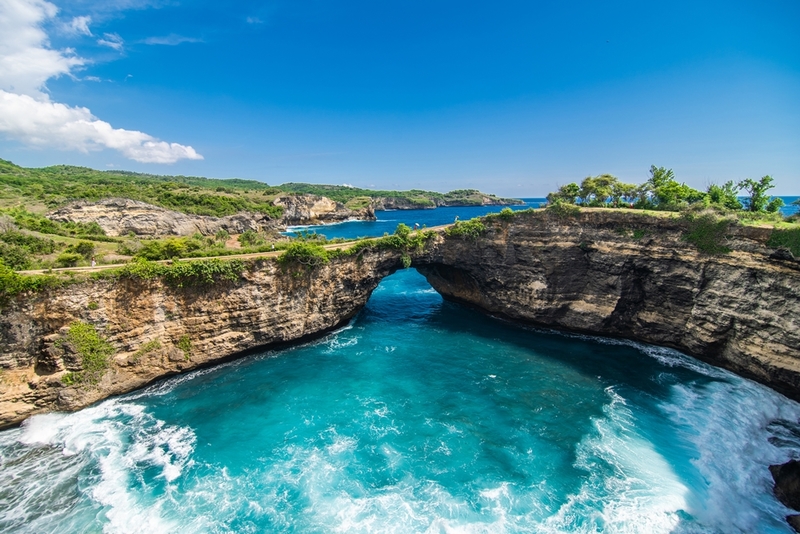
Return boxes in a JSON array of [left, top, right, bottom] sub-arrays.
[[2, 269, 800, 533]]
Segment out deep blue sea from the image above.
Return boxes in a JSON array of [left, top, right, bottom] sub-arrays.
[[286, 197, 799, 240], [284, 199, 546, 239], [1, 269, 800, 533]]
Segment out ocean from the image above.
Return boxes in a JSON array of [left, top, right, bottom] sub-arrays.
[[1, 268, 799, 533]]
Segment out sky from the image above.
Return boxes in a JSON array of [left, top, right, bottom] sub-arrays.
[[0, 0, 798, 196]]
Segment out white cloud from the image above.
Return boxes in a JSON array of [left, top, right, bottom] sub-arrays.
[[246, 16, 263, 24], [65, 15, 92, 36], [142, 34, 201, 46], [0, 0, 202, 163], [0, 91, 202, 163], [0, 0, 83, 97], [97, 32, 123, 50]]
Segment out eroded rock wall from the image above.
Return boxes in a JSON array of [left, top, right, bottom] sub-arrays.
[[417, 210, 800, 400], [0, 250, 403, 428], [49, 198, 277, 237]]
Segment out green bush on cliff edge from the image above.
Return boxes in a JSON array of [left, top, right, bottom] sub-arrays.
[[60, 321, 114, 386]]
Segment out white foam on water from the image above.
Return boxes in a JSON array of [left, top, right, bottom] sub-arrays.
[[543, 387, 689, 534], [661, 378, 800, 533], [2, 399, 196, 534]]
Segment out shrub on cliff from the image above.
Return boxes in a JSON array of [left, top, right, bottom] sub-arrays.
[[55, 252, 83, 267], [277, 242, 330, 268], [60, 321, 114, 386], [445, 218, 486, 240], [545, 201, 581, 218], [768, 228, 800, 258], [118, 257, 245, 287], [681, 212, 733, 255]]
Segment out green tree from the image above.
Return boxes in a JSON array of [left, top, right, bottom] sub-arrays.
[[65, 240, 95, 259], [646, 165, 705, 209], [546, 183, 580, 205], [738, 176, 778, 213], [610, 182, 638, 207], [707, 181, 742, 210], [580, 174, 618, 206]]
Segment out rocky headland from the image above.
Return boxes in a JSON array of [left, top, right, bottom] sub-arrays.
[[1, 209, 799, 429], [274, 194, 375, 224], [48, 194, 375, 237]]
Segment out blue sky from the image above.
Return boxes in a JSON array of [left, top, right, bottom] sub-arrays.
[[0, 0, 798, 195]]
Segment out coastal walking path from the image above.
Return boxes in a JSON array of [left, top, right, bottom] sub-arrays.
[[16, 224, 453, 276]]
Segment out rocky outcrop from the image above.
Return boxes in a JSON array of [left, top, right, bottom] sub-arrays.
[[370, 193, 524, 211], [48, 194, 376, 237], [275, 194, 375, 224], [0, 249, 404, 428], [771, 460, 800, 532], [48, 198, 276, 237], [416, 210, 800, 401], [2, 209, 799, 429]]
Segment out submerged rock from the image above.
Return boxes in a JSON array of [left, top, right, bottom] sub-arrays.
[[771, 460, 800, 511]]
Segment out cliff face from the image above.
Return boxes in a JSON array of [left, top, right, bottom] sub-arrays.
[[49, 194, 375, 237], [0, 250, 403, 428], [2, 209, 798, 428], [49, 198, 277, 237], [274, 194, 375, 224], [416, 210, 800, 400]]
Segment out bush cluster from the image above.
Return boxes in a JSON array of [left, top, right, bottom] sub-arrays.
[[118, 257, 245, 287], [60, 321, 114, 386]]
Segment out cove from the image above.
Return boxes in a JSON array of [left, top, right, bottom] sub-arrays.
[[1, 269, 799, 533]]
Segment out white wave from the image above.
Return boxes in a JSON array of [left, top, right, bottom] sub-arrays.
[[661, 379, 800, 533], [543, 386, 689, 534], [3, 399, 196, 534]]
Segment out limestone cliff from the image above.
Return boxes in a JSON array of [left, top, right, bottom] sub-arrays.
[[0, 250, 402, 428], [275, 194, 375, 225], [48, 198, 277, 237], [417, 210, 800, 400], [2, 209, 799, 429], [49, 194, 375, 237]]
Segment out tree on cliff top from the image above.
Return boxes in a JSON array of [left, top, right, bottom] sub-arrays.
[[739, 176, 784, 213]]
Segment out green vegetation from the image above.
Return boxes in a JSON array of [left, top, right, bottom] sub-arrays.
[[445, 218, 486, 240], [768, 228, 800, 257], [0, 159, 284, 218], [544, 201, 581, 218], [277, 242, 330, 268], [681, 213, 733, 255], [60, 321, 114, 386], [130, 339, 161, 365], [55, 252, 83, 267], [177, 335, 192, 360], [545, 165, 787, 216], [0, 260, 60, 302], [118, 258, 245, 287]]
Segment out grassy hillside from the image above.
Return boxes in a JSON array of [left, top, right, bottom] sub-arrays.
[[0, 159, 284, 218]]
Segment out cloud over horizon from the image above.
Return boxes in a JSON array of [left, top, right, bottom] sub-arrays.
[[0, 0, 202, 164]]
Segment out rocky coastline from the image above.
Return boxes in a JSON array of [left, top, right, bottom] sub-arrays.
[[1, 209, 799, 430]]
